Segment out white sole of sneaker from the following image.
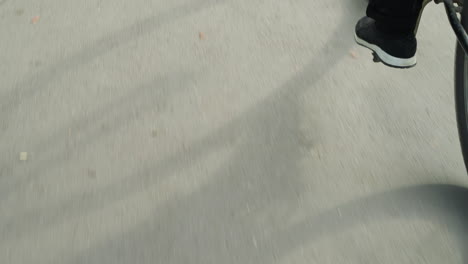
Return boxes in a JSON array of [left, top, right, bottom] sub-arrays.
[[354, 33, 417, 68]]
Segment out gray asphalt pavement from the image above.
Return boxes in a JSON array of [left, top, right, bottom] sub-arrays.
[[1, 0, 468, 263]]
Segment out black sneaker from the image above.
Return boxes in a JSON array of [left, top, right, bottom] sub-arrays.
[[355, 17, 417, 68]]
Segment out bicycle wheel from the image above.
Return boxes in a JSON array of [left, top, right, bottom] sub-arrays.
[[454, 1, 468, 173]]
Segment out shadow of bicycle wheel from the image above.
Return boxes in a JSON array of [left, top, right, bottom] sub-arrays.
[[269, 183, 468, 261]]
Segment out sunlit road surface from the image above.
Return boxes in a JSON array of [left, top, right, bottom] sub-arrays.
[[1, 0, 467, 263]]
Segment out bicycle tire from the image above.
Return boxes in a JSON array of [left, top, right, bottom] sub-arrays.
[[454, 2, 468, 173]]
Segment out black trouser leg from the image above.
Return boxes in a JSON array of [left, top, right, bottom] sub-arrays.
[[366, 0, 424, 34]]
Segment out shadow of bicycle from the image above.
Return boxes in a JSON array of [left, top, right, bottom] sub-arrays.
[[5, 0, 464, 263]]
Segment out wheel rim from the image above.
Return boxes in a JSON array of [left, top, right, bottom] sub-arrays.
[[464, 54, 468, 119]]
